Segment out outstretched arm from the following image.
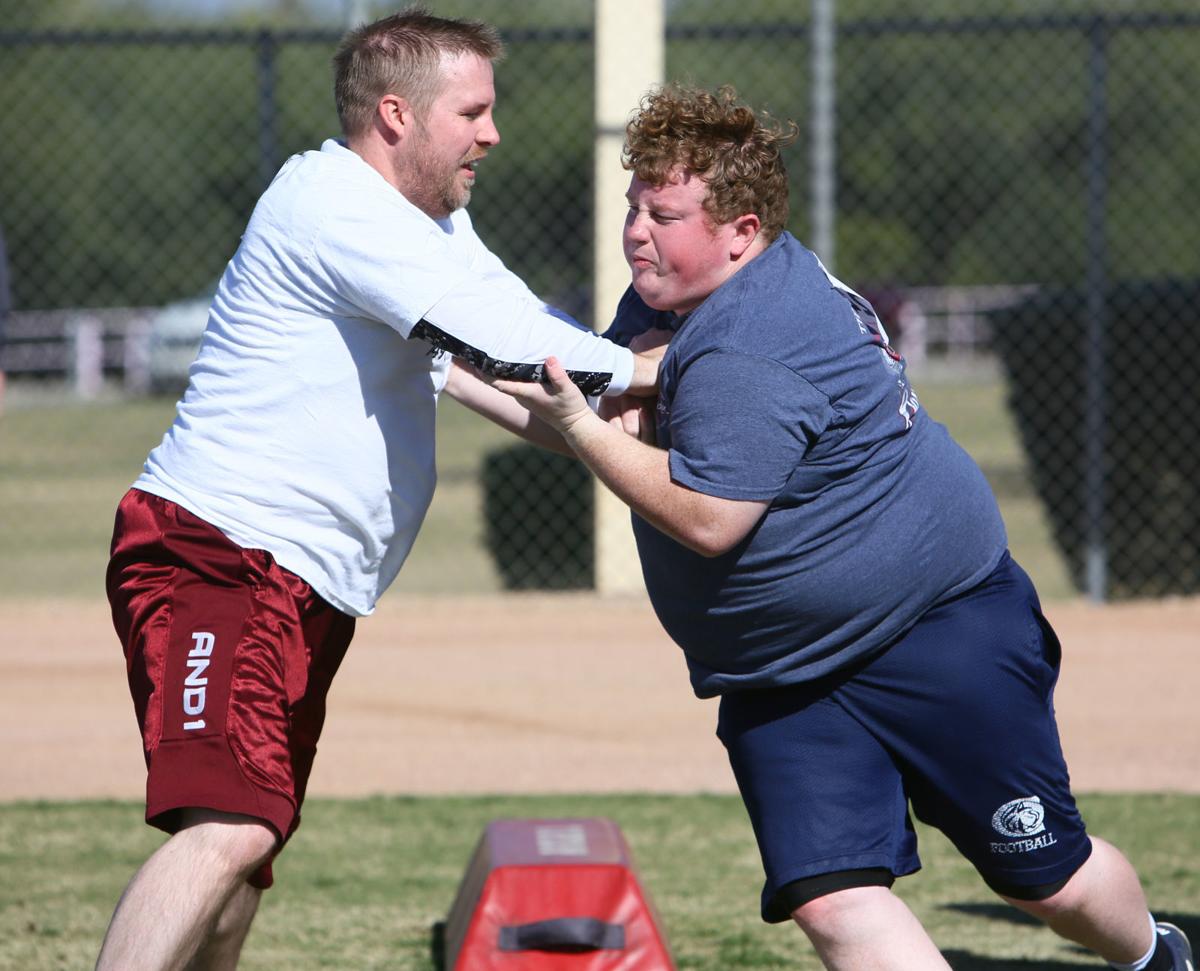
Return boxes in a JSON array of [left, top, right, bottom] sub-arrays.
[[443, 361, 573, 455], [489, 357, 768, 557]]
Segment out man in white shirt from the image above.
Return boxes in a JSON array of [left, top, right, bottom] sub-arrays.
[[97, 9, 658, 970]]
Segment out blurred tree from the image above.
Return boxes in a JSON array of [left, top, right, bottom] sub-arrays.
[[1, 2, 1197, 314]]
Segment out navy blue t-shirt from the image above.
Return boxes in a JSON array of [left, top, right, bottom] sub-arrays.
[[605, 232, 1007, 697]]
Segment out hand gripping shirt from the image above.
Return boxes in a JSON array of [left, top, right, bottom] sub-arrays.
[[605, 232, 1007, 697], [136, 139, 634, 616]]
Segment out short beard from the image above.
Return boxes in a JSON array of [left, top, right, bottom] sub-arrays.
[[406, 129, 469, 219]]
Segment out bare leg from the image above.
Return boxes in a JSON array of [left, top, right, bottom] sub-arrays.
[[792, 886, 952, 970], [95, 810, 276, 971], [185, 880, 262, 971], [1003, 837, 1155, 964]]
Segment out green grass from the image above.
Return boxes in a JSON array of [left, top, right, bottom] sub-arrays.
[[0, 394, 176, 600], [0, 370, 1076, 600], [0, 390, 514, 599], [1, 794, 1196, 969]]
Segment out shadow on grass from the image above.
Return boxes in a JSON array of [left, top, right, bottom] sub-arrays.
[[941, 904, 1199, 970], [941, 902, 1042, 926], [427, 908, 1200, 969], [430, 920, 445, 971], [942, 953, 1084, 969]]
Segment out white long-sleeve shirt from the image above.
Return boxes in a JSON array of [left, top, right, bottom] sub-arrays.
[[136, 139, 632, 616]]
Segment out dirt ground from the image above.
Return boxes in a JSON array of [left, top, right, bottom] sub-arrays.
[[1, 594, 1197, 802]]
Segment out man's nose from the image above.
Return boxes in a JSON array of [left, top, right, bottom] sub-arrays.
[[478, 115, 500, 146]]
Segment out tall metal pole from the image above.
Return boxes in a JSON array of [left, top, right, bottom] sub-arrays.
[[256, 30, 278, 191], [592, 0, 664, 595], [811, 0, 836, 269], [1084, 18, 1110, 601]]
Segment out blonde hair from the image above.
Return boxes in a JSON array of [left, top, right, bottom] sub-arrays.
[[333, 6, 504, 138]]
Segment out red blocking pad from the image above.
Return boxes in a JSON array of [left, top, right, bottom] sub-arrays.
[[443, 817, 675, 970]]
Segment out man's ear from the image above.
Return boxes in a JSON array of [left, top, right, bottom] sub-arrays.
[[376, 93, 414, 143], [729, 213, 763, 259]]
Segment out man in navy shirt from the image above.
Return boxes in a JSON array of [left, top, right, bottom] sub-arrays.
[[492, 84, 1191, 971]]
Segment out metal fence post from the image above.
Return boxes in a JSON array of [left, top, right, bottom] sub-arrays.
[[123, 318, 152, 395], [811, 0, 837, 270], [1084, 17, 1110, 602], [256, 29, 279, 191], [70, 316, 104, 398]]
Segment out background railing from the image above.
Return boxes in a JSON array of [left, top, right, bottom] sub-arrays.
[[2, 1, 1198, 602]]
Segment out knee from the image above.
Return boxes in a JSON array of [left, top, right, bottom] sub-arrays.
[[993, 844, 1099, 923], [791, 886, 894, 945], [175, 809, 278, 879], [999, 874, 1084, 924]]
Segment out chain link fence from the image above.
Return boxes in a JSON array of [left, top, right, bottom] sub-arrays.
[[2, 2, 1198, 600]]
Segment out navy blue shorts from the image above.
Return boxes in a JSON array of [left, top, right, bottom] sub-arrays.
[[717, 553, 1092, 923]]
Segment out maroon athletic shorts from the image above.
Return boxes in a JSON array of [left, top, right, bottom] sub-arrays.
[[106, 488, 355, 888]]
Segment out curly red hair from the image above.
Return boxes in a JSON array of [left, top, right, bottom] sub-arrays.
[[623, 84, 797, 241]]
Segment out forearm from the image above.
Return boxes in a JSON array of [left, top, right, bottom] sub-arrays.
[[627, 350, 662, 396], [559, 412, 731, 556], [487, 356, 765, 554], [419, 292, 635, 396], [445, 363, 573, 456], [469, 393, 574, 456]]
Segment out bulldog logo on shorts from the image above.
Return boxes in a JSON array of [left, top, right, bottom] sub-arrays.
[[991, 796, 1047, 838]]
